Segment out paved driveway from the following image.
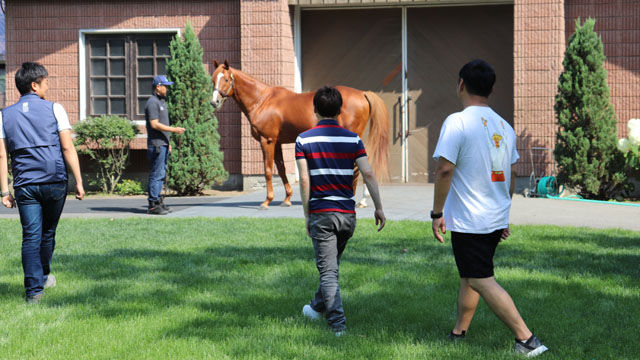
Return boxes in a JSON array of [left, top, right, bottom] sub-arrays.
[[168, 184, 640, 231], [0, 184, 638, 231]]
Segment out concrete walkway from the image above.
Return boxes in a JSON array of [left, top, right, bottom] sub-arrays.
[[168, 184, 640, 231], [0, 184, 638, 231]]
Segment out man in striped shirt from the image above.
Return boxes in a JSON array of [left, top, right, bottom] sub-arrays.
[[296, 86, 385, 336]]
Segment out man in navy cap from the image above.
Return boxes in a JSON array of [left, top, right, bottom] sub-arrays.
[[145, 75, 185, 215]]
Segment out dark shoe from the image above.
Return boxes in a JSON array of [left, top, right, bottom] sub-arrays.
[[148, 201, 168, 215], [513, 334, 548, 357], [44, 274, 56, 289], [448, 330, 466, 341], [159, 198, 172, 213], [26, 292, 43, 304]]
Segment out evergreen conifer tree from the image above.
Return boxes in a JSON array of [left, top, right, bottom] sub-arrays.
[[554, 18, 626, 199], [166, 23, 227, 195]]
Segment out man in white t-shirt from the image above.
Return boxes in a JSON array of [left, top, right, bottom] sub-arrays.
[[431, 59, 547, 357]]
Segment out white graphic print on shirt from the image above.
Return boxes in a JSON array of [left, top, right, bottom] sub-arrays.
[[483, 117, 506, 182]]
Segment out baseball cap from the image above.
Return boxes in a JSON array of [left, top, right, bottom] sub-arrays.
[[152, 75, 174, 87]]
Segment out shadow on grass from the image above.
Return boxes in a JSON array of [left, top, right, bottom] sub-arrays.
[[524, 227, 640, 249], [29, 221, 640, 359], [47, 244, 312, 316], [162, 261, 640, 359], [497, 231, 640, 280], [0, 282, 25, 300]]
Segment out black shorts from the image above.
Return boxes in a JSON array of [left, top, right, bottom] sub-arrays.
[[451, 230, 502, 278]]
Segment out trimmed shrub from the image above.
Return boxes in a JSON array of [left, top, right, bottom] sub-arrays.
[[554, 18, 628, 199], [74, 115, 138, 194], [115, 179, 145, 196], [166, 23, 228, 195]]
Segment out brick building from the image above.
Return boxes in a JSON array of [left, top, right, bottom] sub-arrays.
[[4, 0, 639, 188]]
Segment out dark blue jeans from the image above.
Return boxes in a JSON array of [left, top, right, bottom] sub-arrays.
[[14, 182, 67, 297], [147, 145, 168, 202]]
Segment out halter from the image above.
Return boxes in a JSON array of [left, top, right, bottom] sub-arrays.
[[212, 69, 234, 111], [217, 70, 235, 97]]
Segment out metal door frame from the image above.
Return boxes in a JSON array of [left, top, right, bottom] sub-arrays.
[[401, 7, 409, 182]]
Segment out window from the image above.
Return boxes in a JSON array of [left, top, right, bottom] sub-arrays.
[[86, 34, 173, 120]]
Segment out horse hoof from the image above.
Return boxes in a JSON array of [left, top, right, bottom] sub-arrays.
[[280, 201, 292, 207]]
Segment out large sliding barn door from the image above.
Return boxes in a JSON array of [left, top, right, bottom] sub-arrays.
[[300, 5, 513, 183], [407, 5, 514, 182], [301, 9, 404, 182]]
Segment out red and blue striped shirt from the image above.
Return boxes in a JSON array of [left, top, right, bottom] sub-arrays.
[[295, 119, 367, 214]]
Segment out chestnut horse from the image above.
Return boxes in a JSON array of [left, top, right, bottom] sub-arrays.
[[210, 60, 389, 209]]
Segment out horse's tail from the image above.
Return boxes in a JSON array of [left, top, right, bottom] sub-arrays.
[[363, 91, 390, 182]]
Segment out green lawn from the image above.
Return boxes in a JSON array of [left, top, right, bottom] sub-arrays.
[[0, 218, 637, 359]]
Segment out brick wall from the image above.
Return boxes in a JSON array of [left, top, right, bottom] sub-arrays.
[[11, 0, 634, 185], [515, 0, 640, 178], [5, 0, 243, 174], [514, 0, 565, 177], [240, 1, 297, 177], [565, 0, 640, 139]]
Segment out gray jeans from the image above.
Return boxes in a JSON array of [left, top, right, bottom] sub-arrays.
[[308, 212, 356, 331]]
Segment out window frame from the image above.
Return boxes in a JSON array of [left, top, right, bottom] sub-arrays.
[[79, 29, 180, 125], [134, 36, 173, 119], [86, 37, 127, 116]]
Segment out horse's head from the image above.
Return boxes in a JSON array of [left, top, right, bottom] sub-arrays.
[[211, 60, 234, 111]]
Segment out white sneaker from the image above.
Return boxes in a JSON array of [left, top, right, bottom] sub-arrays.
[[334, 330, 346, 337], [302, 304, 322, 320], [44, 275, 56, 289]]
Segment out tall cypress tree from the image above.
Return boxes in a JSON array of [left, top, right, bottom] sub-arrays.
[[166, 23, 227, 195], [554, 18, 626, 199]]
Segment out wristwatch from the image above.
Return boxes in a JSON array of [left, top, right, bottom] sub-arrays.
[[1, 191, 11, 197], [430, 210, 443, 219]]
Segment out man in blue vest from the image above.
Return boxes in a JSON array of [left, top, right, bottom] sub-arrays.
[[296, 86, 386, 336], [0, 62, 85, 304], [145, 75, 185, 215]]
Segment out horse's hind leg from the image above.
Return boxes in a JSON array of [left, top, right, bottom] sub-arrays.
[[353, 167, 369, 208], [358, 185, 370, 208], [274, 143, 292, 207], [260, 139, 276, 209]]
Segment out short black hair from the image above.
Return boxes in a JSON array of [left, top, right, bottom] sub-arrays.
[[15, 62, 48, 96], [458, 59, 495, 97], [313, 86, 342, 118]]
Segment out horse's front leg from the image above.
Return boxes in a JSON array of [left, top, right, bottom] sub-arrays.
[[260, 138, 276, 209], [274, 143, 293, 206]]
